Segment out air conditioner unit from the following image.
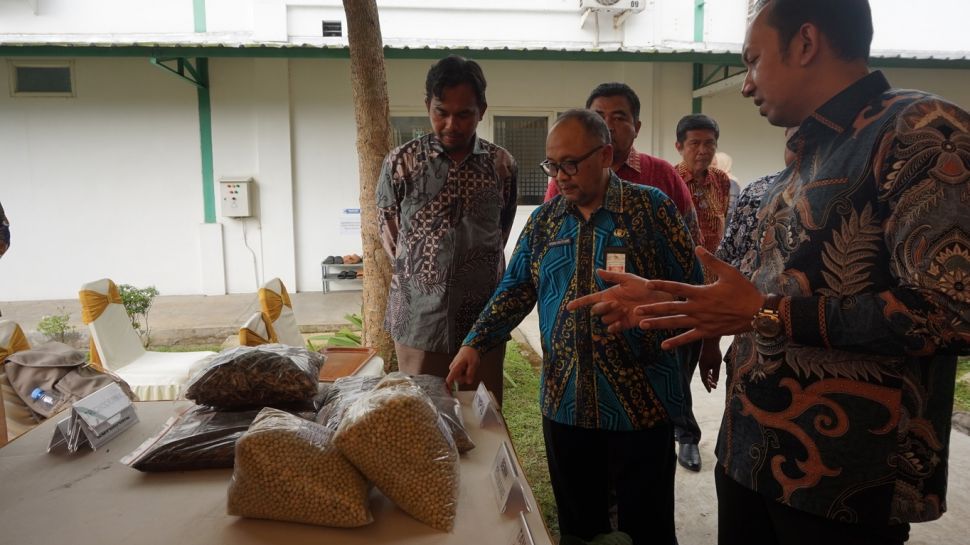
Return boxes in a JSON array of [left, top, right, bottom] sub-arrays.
[[579, 0, 647, 13]]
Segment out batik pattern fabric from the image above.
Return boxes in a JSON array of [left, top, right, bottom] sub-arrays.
[[464, 174, 702, 431], [716, 171, 779, 276], [546, 148, 706, 250], [676, 162, 731, 254], [0, 200, 8, 258], [718, 71, 970, 526], [376, 134, 517, 353]]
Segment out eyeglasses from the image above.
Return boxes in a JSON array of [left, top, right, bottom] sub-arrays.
[[539, 145, 603, 177]]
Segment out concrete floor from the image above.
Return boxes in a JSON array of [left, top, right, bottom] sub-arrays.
[[2, 291, 966, 544]]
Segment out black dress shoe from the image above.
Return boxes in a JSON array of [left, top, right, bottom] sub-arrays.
[[678, 442, 701, 472], [323, 256, 335, 264]]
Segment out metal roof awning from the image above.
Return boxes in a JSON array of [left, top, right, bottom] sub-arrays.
[[1, 33, 968, 69]]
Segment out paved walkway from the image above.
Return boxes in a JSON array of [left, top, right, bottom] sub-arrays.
[[2, 291, 966, 544]]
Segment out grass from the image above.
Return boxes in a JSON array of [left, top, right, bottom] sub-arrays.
[[503, 341, 559, 539], [955, 358, 970, 413]]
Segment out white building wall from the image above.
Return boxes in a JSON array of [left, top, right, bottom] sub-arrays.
[[701, 66, 970, 187], [2, 0, 969, 301], [209, 58, 261, 294], [0, 57, 204, 301], [0, 0, 193, 34]]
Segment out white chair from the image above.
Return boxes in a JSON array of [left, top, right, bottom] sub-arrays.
[[79, 279, 216, 401], [258, 278, 304, 347], [238, 312, 276, 347], [0, 319, 38, 442]]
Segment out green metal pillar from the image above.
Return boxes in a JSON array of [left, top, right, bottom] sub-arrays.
[[193, 0, 216, 223], [692, 0, 705, 113], [196, 59, 215, 223]]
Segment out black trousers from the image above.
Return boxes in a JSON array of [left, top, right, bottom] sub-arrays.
[[673, 341, 701, 444], [542, 417, 678, 545], [715, 465, 911, 545]]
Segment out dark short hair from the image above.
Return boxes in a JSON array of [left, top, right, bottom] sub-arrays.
[[425, 55, 487, 107], [754, 0, 873, 62], [676, 114, 720, 143], [585, 82, 641, 121], [554, 109, 612, 146]]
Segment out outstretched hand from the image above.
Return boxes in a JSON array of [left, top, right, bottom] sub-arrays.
[[635, 247, 764, 350], [565, 269, 674, 334]]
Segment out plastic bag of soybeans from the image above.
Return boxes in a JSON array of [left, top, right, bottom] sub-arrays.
[[334, 374, 460, 532], [318, 373, 475, 453], [227, 407, 373, 527]]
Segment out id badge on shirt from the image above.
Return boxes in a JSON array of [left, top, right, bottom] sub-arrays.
[[605, 246, 628, 274]]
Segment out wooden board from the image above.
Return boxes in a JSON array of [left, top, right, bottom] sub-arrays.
[[318, 346, 377, 381]]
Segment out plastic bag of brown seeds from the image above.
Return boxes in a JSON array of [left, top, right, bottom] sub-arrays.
[[334, 374, 460, 532], [227, 408, 372, 528], [185, 345, 324, 409], [122, 403, 317, 472]]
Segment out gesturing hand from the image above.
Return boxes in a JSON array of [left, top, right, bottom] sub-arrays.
[[635, 247, 764, 350], [565, 269, 674, 334]]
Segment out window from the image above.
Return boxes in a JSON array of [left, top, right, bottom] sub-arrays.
[[9, 61, 75, 97], [322, 20, 343, 37], [492, 116, 549, 205], [391, 116, 431, 148]]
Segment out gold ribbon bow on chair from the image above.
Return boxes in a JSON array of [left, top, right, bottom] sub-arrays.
[[79, 280, 122, 370], [0, 324, 30, 363], [258, 285, 292, 323], [239, 313, 278, 347]]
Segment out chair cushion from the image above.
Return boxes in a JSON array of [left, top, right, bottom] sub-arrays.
[[116, 351, 216, 401]]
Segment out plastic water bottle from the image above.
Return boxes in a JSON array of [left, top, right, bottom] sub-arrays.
[[30, 387, 61, 412]]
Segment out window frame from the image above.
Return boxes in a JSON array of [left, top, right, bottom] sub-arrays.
[[486, 109, 563, 205], [8, 60, 77, 98]]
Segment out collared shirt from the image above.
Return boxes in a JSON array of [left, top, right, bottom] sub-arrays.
[[377, 134, 518, 353], [720, 71, 970, 525], [715, 172, 779, 275], [464, 174, 702, 430], [545, 148, 705, 249], [676, 162, 731, 254]]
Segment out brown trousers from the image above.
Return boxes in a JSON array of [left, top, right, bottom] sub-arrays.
[[395, 342, 506, 406]]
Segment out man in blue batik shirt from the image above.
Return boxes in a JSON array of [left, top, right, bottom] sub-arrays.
[[447, 109, 701, 545]]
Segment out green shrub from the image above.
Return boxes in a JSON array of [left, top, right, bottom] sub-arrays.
[[37, 307, 76, 343], [118, 284, 159, 347]]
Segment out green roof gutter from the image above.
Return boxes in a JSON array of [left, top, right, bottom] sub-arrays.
[[1, 44, 966, 69]]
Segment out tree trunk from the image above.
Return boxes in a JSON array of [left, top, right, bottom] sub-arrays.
[[343, 0, 396, 370]]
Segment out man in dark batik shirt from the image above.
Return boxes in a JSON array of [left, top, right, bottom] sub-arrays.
[[569, 1, 970, 544], [377, 56, 517, 404]]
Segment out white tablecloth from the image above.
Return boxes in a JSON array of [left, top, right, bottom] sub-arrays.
[[0, 391, 552, 545]]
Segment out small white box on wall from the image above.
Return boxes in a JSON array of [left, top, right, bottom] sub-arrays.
[[220, 177, 254, 218]]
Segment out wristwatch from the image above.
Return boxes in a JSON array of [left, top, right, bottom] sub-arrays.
[[751, 293, 786, 356]]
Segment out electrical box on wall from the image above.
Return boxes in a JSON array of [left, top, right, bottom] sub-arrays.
[[220, 177, 254, 218]]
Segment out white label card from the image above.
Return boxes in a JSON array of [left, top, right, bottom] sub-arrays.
[[509, 511, 537, 545], [491, 441, 531, 514], [473, 381, 502, 427], [48, 383, 138, 454]]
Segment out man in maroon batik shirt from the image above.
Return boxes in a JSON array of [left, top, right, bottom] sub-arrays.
[[544, 83, 704, 248]]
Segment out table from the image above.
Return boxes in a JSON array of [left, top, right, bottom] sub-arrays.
[[0, 392, 552, 545]]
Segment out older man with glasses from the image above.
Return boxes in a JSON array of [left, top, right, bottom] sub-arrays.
[[448, 109, 702, 545]]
